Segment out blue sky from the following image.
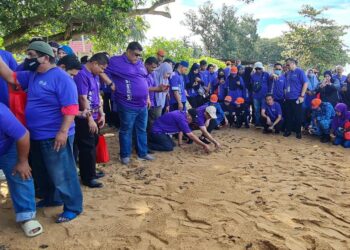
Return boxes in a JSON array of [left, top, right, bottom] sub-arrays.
[[144, 0, 350, 48]]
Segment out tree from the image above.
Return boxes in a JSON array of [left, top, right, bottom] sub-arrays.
[[0, 0, 175, 52], [255, 38, 283, 64], [182, 1, 259, 60], [143, 37, 193, 62], [280, 5, 350, 72]]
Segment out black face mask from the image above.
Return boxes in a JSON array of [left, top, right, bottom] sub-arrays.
[[23, 57, 40, 71]]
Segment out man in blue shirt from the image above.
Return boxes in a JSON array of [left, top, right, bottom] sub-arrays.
[[251, 62, 270, 127], [0, 50, 18, 106], [333, 65, 347, 88], [260, 94, 283, 134], [283, 58, 308, 139], [169, 61, 188, 111]]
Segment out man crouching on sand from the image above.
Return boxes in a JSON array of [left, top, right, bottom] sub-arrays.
[[148, 107, 220, 152]]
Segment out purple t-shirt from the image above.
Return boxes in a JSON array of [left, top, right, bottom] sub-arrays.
[[146, 72, 157, 107], [105, 54, 149, 109], [74, 65, 100, 119], [285, 68, 308, 100], [196, 104, 209, 127], [251, 72, 270, 100], [0, 103, 27, 155], [169, 71, 187, 105], [262, 102, 282, 122], [0, 50, 18, 106], [152, 110, 191, 134], [17, 67, 78, 140]]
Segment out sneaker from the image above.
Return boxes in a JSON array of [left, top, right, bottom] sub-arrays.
[[283, 131, 291, 137], [121, 157, 130, 165], [0, 170, 5, 181], [296, 133, 302, 139], [137, 154, 155, 161], [199, 136, 211, 144]]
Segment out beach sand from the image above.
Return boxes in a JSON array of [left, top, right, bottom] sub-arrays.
[[1, 128, 350, 250]]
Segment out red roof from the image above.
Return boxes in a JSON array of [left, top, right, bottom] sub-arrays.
[[69, 41, 93, 53]]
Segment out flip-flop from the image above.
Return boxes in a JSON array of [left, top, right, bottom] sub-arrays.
[[21, 220, 43, 237], [56, 211, 78, 223]]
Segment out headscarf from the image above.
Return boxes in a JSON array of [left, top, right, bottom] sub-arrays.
[[58, 45, 75, 56], [154, 62, 173, 108], [187, 63, 200, 86], [332, 103, 350, 131], [307, 68, 319, 91]]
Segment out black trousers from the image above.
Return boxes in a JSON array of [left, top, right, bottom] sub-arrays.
[[187, 96, 203, 109], [102, 92, 113, 125], [148, 133, 175, 152], [284, 99, 303, 134], [207, 119, 218, 133], [75, 118, 99, 183], [260, 117, 283, 132]]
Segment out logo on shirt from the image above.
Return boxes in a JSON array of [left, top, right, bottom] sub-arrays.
[[38, 80, 47, 86]]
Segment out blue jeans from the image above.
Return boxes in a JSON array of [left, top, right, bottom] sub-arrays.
[[253, 98, 263, 125], [0, 144, 36, 222], [148, 133, 174, 152], [312, 119, 332, 136], [334, 136, 350, 148], [118, 105, 148, 158], [30, 135, 83, 214]]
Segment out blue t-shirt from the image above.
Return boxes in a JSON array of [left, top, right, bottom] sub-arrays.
[[0, 103, 27, 155], [169, 71, 187, 105], [269, 75, 286, 101], [285, 68, 308, 100], [152, 110, 191, 134], [0, 50, 18, 106], [251, 72, 270, 100], [262, 102, 282, 122], [196, 104, 209, 127], [17, 67, 78, 140], [199, 70, 210, 87]]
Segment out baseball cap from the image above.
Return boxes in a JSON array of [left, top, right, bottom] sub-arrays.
[[28, 41, 55, 58], [205, 106, 217, 119], [235, 97, 245, 105], [311, 98, 322, 109], [224, 96, 232, 102], [210, 94, 218, 103]]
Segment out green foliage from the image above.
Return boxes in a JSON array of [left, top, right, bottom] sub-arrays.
[[0, 0, 168, 52], [144, 37, 194, 62], [144, 37, 226, 68], [255, 38, 284, 64], [183, 2, 259, 60], [280, 5, 350, 72]]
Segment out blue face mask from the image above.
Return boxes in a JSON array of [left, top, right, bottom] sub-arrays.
[[274, 70, 282, 76]]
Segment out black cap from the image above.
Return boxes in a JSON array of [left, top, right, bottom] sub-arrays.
[[187, 108, 198, 120]]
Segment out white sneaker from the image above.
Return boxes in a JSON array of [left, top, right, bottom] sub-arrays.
[[0, 170, 6, 181]]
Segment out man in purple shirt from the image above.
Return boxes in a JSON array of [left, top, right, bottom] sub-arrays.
[[260, 94, 283, 134], [105, 42, 154, 165], [74, 53, 109, 188], [149, 110, 210, 152], [169, 61, 189, 111], [0, 41, 83, 223], [0, 103, 43, 237], [283, 58, 308, 139], [0, 50, 18, 106]]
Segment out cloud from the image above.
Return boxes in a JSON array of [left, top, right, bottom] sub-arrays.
[[260, 23, 290, 38]]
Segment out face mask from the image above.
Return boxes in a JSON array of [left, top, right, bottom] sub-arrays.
[[23, 57, 41, 71], [274, 70, 282, 76]]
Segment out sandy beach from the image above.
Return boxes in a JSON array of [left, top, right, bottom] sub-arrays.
[[1, 128, 350, 250]]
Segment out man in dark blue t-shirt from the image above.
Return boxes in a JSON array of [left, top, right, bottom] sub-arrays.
[[260, 94, 283, 134]]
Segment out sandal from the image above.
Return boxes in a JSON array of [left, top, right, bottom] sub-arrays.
[[21, 220, 43, 237], [56, 211, 78, 223]]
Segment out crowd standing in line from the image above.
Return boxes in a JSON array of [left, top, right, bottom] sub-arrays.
[[0, 39, 349, 237]]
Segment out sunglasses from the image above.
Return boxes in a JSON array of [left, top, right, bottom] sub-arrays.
[[255, 68, 262, 70]]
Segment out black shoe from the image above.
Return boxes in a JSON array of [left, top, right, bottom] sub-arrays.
[[245, 124, 250, 129], [321, 135, 330, 143], [275, 130, 280, 134], [263, 128, 271, 134], [283, 131, 291, 137], [296, 133, 302, 139], [83, 179, 103, 188], [94, 171, 105, 179]]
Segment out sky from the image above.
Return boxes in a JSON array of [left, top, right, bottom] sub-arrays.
[[144, 0, 350, 48]]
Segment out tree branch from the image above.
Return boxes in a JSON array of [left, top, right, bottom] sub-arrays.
[[129, 0, 175, 18]]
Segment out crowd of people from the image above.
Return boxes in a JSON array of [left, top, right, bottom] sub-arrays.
[[0, 38, 349, 237]]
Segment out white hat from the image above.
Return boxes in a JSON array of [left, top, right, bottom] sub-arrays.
[[254, 62, 264, 69], [205, 106, 217, 119]]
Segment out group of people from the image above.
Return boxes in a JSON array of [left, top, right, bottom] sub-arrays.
[[0, 38, 349, 237]]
